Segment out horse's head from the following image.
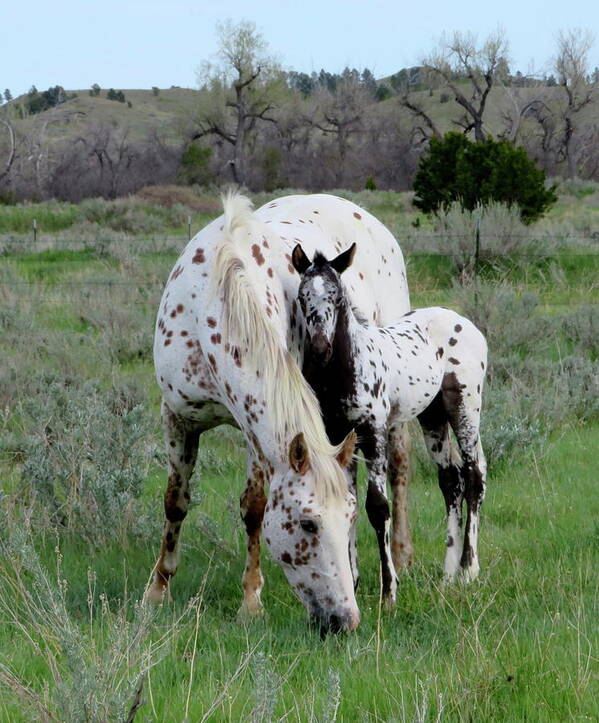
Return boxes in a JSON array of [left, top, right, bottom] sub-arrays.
[[292, 243, 356, 364], [263, 430, 360, 634]]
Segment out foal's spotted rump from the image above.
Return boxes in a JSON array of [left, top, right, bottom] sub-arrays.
[[145, 193, 410, 633]]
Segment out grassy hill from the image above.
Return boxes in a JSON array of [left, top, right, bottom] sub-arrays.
[[6, 87, 199, 147], [5, 81, 593, 153]]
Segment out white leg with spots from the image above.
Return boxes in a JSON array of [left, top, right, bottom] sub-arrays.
[[418, 398, 465, 582], [146, 402, 201, 603]]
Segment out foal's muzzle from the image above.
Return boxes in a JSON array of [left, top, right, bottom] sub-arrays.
[[310, 332, 332, 364]]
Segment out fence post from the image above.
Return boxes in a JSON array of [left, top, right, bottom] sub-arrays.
[[187, 215, 192, 241], [473, 215, 481, 305], [33, 218, 37, 242], [474, 215, 480, 277]]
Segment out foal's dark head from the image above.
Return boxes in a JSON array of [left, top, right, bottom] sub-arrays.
[[292, 243, 356, 363]]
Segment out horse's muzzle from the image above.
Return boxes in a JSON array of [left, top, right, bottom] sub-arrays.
[[310, 606, 360, 636]]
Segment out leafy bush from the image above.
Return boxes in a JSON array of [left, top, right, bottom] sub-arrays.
[[432, 201, 537, 273], [414, 132, 557, 224], [25, 85, 68, 114], [0, 526, 182, 722], [179, 141, 213, 186], [20, 381, 155, 544], [106, 88, 126, 103]]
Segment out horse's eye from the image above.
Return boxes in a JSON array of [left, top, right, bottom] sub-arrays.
[[300, 518, 318, 534]]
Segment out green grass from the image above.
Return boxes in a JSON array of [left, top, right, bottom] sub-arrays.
[[1, 192, 598, 721], [1, 423, 597, 721]]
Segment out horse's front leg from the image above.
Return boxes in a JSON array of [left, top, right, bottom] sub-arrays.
[[362, 427, 397, 607], [146, 402, 201, 603], [238, 455, 268, 619]]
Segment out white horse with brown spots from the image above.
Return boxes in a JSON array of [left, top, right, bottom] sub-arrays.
[[293, 244, 488, 589], [146, 193, 411, 633]]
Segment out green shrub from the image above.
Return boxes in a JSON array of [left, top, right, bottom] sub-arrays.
[[364, 176, 377, 191], [20, 381, 155, 544], [179, 142, 213, 186], [414, 132, 557, 224]]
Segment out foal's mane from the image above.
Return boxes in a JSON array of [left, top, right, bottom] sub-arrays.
[[212, 193, 347, 501]]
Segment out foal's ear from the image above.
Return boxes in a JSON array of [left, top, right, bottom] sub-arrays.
[[337, 430, 357, 469], [292, 244, 311, 275], [289, 432, 311, 475], [330, 242, 356, 274]]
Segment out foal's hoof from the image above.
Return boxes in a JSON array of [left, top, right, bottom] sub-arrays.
[[460, 562, 480, 584], [144, 582, 172, 605], [383, 594, 397, 611]]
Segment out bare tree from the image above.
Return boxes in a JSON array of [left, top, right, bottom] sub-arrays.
[[0, 116, 16, 184], [309, 71, 370, 185], [423, 29, 509, 141], [192, 19, 282, 185], [554, 28, 596, 178]]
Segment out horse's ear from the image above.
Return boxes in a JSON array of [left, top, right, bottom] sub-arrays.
[[292, 244, 311, 275], [337, 430, 357, 468], [289, 432, 311, 475], [330, 243, 356, 274]]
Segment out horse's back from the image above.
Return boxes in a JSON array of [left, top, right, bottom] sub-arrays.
[[255, 194, 410, 324]]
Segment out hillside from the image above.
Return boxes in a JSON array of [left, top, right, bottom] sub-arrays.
[[6, 82, 594, 149], [6, 87, 199, 147]]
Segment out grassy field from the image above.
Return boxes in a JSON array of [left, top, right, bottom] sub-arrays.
[[1, 189, 598, 721]]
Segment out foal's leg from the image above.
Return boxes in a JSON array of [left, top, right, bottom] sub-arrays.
[[362, 428, 397, 605], [443, 372, 487, 582], [238, 455, 268, 618], [146, 402, 201, 602], [347, 457, 360, 590], [387, 420, 413, 571], [418, 395, 464, 581]]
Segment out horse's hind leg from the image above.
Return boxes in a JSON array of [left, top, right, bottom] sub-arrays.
[[238, 454, 268, 619], [443, 371, 486, 582], [145, 401, 201, 602], [418, 395, 464, 581], [387, 420, 413, 571]]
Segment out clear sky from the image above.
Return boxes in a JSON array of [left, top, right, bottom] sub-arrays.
[[2, 0, 598, 97]]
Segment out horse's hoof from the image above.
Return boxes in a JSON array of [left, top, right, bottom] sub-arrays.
[[144, 583, 171, 605], [392, 549, 413, 572], [236, 600, 265, 622]]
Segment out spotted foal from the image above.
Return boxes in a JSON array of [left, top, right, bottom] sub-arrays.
[[293, 243, 488, 599]]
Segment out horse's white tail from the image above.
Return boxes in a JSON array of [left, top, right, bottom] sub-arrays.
[[212, 191, 347, 500]]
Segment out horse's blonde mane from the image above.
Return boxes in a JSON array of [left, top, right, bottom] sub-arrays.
[[212, 191, 347, 501]]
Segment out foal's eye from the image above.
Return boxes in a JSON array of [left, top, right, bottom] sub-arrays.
[[300, 518, 318, 534]]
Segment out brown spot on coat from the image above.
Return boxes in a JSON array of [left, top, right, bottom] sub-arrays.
[[251, 244, 265, 265], [192, 248, 205, 264]]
